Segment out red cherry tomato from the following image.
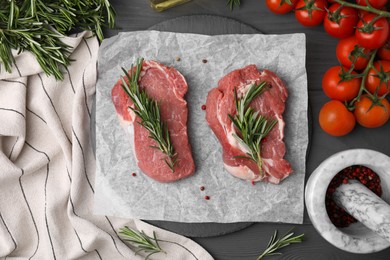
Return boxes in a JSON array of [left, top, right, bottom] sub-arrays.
[[266, 0, 298, 14], [295, 0, 328, 27], [324, 3, 359, 38], [378, 47, 390, 61], [336, 36, 371, 70], [366, 60, 390, 96], [319, 100, 356, 136], [358, 6, 387, 20], [378, 36, 390, 61], [322, 66, 361, 101], [354, 95, 390, 128], [356, 0, 388, 9], [355, 14, 389, 49]]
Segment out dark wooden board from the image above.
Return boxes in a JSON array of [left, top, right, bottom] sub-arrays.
[[103, 1, 390, 259]]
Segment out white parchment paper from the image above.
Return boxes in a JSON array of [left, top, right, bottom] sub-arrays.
[[94, 31, 308, 223]]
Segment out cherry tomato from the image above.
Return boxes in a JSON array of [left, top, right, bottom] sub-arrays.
[[366, 60, 390, 96], [322, 66, 361, 101], [295, 0, 328, 27], [324, 3, 358, 38], [356, 0, 388, 9], [355, 14, 389, 49], [358, 6, 387, 19], [354, 95, 390, 128], [378, 36, 390, 61], [336, 36, 371, 70], [319, 100, 356, 136], [266, 0, 298, 14]]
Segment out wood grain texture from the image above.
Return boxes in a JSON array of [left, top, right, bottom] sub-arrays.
[[103, 1, 390, 259]]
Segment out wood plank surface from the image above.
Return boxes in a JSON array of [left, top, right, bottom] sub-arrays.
[[103, 0, 390, 259]]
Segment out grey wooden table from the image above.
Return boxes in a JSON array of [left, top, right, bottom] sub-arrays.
[[103, 0, 390, 259]]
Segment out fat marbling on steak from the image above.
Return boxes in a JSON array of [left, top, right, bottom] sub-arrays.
[[206, 65, 292, 184], [111, 60, 195, 182]]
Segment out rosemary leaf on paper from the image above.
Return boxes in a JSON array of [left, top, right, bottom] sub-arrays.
[[228, 82, 277, 178], [0, 0, 116, 80], [121, 58, 177, 171], [257, 229, 304, 259]]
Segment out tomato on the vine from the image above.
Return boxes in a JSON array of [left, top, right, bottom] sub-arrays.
[[324, 3, 358, 38], [322, 66, 361, 101], [378, 36, 390, 61], [366, 60, 390, 96], [356, 0, 388, 9], [355, 14, 389, 49], [336, 36, 371, 70], [354, 95, 390, 128], [358, 6, 387, 19], [266, 0, 298, 14], [319, 100, 356, 136], [295, 0, 328, 27]]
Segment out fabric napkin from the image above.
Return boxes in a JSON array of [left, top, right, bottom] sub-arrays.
[[0, 31, 213, 260]]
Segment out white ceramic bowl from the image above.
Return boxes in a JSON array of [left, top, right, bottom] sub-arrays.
[[305, 149, 390, 253]]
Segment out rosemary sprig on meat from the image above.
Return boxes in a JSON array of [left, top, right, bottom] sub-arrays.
[[228, 82, 277, 178], [121, 58, 177, 172], [0, 0, 116, 80], [257, 229, 304, 259]]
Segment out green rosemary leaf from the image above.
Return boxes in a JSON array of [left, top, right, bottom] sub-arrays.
[[119, 227, 165, 257], [0, 0, 116, 80], [121, 58, 177, 172], [118, 226, 199, 260], [257, 229, 304, 260], [229, 82, 276, 178], [227, 0, 241, 10]]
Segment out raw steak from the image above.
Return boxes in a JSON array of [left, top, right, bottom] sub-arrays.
[[111, 60, 195, 182], [206, 65, 292, 184]]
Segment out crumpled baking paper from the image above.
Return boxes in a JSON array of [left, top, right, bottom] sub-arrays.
[[94, 31, 308, 223]]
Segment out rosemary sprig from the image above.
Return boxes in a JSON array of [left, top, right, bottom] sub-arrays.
[[121, 58, 177, 172], [119, 227, 165, 260], [119, 226, 198, 260], [0, 0, 116, 80], [228, 82, 277, 178], [227, 0, 241, 10], [257, 229, 304, 259]]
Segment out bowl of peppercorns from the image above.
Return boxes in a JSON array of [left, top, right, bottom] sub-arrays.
[[305, 149, 390, 253]]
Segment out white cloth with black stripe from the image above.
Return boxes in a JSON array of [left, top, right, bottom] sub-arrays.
[[0, 31, 213, 260]]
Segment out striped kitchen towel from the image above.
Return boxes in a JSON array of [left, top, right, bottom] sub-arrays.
[[0, 31, 213, 260]]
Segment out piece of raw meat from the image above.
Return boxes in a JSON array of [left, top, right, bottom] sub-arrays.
[[206, 65, 292, 184], [111, 60, 195, 182]]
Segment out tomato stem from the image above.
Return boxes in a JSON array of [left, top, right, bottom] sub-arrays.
[[334, 0, 390, 17], [280, 0, 294, 8], [326, 4, 344, 24], [348, 49, 378, 109]]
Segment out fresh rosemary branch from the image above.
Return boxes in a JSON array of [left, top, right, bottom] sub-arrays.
[[228, 82, 277, 178], [257, 229, 304, 259], [121, 58, 177, 172], [119, 226, 199, 260], [0, 0, 116, 80], [227, 0, 241, 10], [119, 226, 165, 260]]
